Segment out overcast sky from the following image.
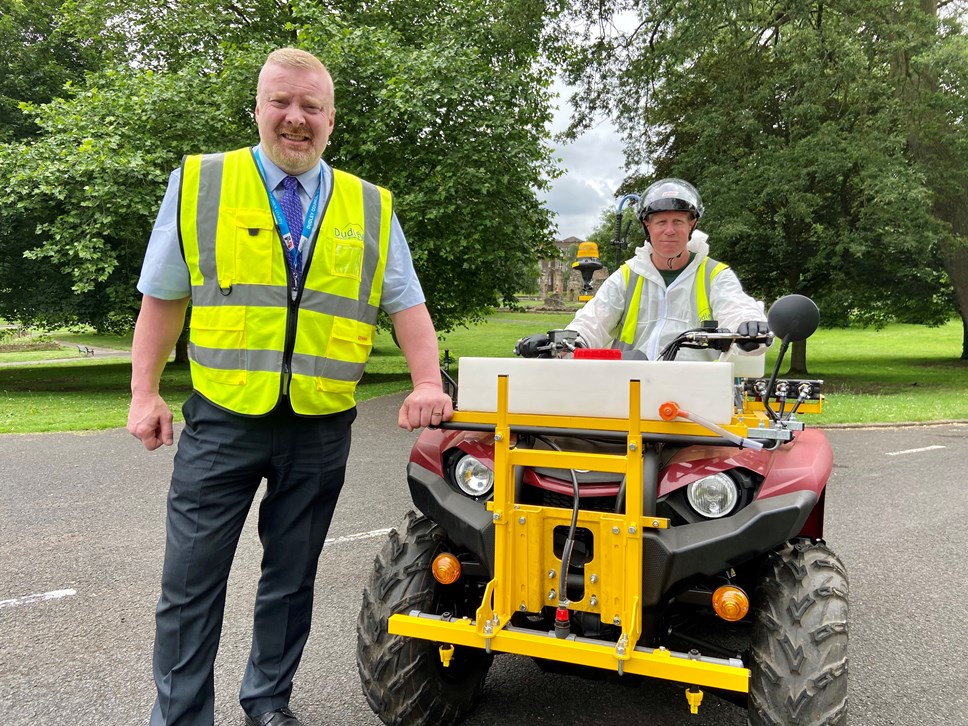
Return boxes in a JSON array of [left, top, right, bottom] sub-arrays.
[[540, 89, 632, 242]]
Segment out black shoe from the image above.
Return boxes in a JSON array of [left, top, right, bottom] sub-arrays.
[[244, 707, 303, 726]]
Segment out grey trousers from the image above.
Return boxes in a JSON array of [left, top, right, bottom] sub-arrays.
[[150, 394, 356, 726]]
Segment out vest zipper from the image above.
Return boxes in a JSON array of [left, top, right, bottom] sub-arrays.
[[281, 268, 302, 397]]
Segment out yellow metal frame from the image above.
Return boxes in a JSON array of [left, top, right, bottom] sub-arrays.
[[389, 375, 753, 695]]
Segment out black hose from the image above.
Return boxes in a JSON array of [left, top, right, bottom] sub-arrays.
[[614, 475, 627, 514], [759, 340, 788, 422], [788, 394, 808, 417], [536, 436, 580, 609]]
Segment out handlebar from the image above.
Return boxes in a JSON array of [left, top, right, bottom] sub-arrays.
[[516, 327, 773, 361], [514, 330, 581, 359], [658, 327, 774, 361]]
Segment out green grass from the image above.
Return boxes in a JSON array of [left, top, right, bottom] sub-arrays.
[[772, 323, 968, 424], [0, 360, 157, 433], [0, 314, 965, 433]]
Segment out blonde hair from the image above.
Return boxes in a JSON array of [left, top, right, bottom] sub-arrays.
[[257, 48, 331, 99]]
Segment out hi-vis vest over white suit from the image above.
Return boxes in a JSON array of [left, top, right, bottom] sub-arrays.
[[568, 232, 764, 361], [179, 147, 392, 416]]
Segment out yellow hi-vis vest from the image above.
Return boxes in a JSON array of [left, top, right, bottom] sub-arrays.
[[178, 148, 393, 416], [614, 257, 729, 350]]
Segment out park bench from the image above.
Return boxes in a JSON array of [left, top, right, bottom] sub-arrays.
[[77, 345, 94, 357]]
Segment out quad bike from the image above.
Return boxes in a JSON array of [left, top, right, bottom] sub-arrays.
[[357, 295, 848, 725]]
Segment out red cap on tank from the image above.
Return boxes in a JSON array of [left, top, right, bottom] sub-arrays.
[[574, 348, 621, 360]]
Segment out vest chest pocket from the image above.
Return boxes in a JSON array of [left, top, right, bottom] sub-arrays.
[[333, 238, 364, 280], [219, 208, 279, 286]]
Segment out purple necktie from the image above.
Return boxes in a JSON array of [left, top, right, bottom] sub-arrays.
[[280, 176, 303, 284]]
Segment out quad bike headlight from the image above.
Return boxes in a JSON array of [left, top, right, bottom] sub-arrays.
[[453, 455, 494, 498], [686, 473, 739, 519]]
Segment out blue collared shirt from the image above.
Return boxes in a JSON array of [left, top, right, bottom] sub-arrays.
[[137, 145, 425, 314]]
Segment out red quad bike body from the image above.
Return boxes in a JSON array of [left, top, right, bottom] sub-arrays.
[[357, 297, 848, 726]]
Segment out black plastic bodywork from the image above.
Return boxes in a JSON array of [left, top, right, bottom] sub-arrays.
[[408, 462, 496, 575]]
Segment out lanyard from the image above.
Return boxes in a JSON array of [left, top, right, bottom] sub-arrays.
[[252, 149, 322, 261]]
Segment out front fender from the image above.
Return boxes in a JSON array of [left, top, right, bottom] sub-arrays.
[[641, 490, 818, 607], [659, 428, 833, 502], [407, 462, 495, 576]]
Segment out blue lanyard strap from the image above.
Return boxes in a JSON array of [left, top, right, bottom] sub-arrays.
[[252, 149, 323, 257]]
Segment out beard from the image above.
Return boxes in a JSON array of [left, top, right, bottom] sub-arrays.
[[266, 125, 320, 174]]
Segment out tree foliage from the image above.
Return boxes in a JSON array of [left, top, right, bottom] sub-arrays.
[[552, 0, 967, 355], [0, 0, 105, 142], [0, 0, 558, 334], [301, 1, 559, 329]]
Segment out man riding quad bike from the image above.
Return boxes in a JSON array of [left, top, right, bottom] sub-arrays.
[[356, 294, 848, 725]]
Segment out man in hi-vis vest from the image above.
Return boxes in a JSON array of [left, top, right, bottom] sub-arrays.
[[127, 48, 452, 726], [519, 179, 769, 362]]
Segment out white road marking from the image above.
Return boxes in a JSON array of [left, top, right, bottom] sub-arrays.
[[886, 445, 946, 457], [325, 528, 392, 546], [2, 534, 391, 609], [0, 588, 77, 609]]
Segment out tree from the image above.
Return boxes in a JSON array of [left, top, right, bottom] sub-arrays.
[[551, 1, 966, 360], [895, 0, 968, 359], [0, 0, 105, 142], [0, 0, 558, 335]]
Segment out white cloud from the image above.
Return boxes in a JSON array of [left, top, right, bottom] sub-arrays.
[[540, 86, 632, 240]]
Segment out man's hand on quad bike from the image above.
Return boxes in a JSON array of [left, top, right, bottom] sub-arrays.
[[736, 320, 770, 351], [514, 333, 552, 358], [398, 382, 454, 432]]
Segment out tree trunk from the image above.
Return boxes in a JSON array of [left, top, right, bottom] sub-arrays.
[[935, 222, 968, 360], [960, 312, 968, 361], [174, 311, 190, 364], [174, 336, 189, 364], [786, 339, 809, 376], [899, 0, 968, 359]]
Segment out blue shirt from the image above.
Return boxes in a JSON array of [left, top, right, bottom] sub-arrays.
[[137, 146, 425, 314]]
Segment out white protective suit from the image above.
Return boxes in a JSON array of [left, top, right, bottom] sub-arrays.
[[568, 231, 766, 362]]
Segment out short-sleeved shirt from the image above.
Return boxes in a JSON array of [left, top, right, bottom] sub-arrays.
[[137, 146, 425, 314]]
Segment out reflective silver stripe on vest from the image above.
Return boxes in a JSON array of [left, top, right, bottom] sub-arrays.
[[191, 282, 379, 325], [299, 288, 380, 326], [194, 154, 224, 279], [189, 344, 366, 382], [191, 283, 289, 309], [290, 352, 366, 381], [189, 343, 285, 372], [358, 179, 383, 308]]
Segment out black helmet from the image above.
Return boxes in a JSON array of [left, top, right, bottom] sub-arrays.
[[637, 178, 704, 221]]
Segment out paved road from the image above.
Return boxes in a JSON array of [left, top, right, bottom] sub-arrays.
[[1, 397, 966, 725], [0, 342, 132, 368]]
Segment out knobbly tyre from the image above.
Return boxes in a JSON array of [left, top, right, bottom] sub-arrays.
[[357, 295, 848, 725]]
